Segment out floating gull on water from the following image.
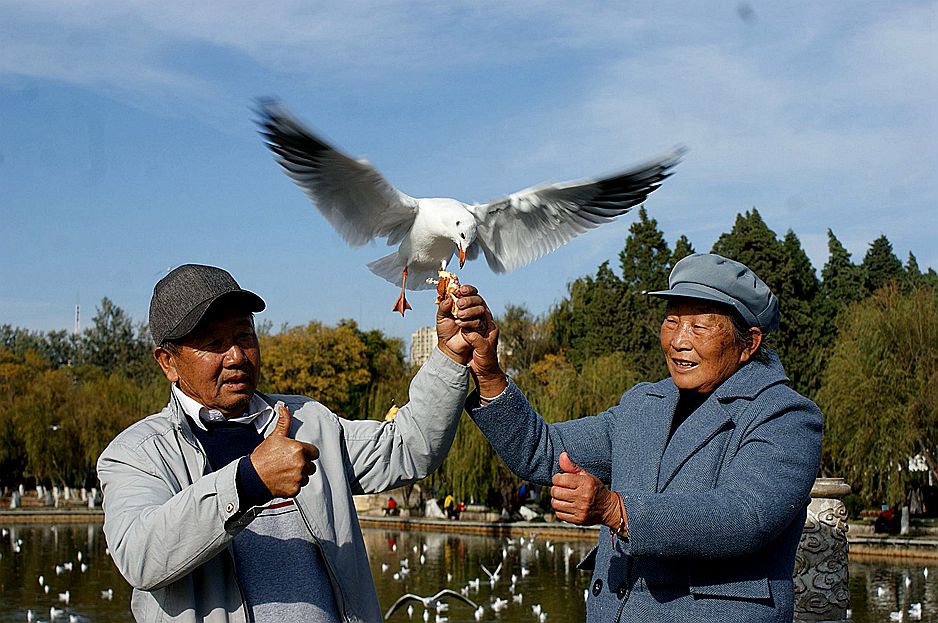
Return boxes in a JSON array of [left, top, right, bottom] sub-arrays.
[[384, 589, 479, 620]]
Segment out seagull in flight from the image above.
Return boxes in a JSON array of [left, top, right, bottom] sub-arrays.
[[257, 100, 684, 315], [383, 589, 479, 620]]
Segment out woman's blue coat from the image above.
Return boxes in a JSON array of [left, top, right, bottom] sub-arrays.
[[469, 352, 823, 622]]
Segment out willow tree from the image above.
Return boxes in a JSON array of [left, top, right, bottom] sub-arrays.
[[819, 284, 938, 506]]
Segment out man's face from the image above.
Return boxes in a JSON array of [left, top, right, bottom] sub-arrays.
[[154, 308, 261, 418], [659, 299, 752, 394]]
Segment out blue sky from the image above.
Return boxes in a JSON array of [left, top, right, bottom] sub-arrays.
[[1, 2, 935, 346]]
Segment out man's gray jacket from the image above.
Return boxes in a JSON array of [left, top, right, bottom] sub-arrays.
[[97, 348, 468, 623]]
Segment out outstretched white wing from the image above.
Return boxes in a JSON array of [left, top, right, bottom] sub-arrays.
[[467, 148, 684, 273], [258, 100, 419, 247]]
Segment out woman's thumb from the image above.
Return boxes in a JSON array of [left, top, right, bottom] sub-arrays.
[[558, 451, 582, 474]]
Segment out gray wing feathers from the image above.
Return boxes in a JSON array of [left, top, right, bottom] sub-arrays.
[[470, 148, 684, 273], [257, 100, 418, 247]]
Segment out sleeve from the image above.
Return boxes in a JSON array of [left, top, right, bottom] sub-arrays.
[[338, 347, 470, 493], [97, 436, 252, 591], [467, 378, 622, 486], [620, 397, 823, 559]]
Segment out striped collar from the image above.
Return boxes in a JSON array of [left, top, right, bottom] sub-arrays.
[[171, 384, 274, 432]]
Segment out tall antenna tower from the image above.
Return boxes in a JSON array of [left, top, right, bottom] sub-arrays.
[[74, 303, 80, 337]]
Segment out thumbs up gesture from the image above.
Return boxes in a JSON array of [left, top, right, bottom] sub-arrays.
[[250, 404, 320, 498], [550, 452, 621, 528]]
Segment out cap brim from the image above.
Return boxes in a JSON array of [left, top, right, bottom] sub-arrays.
[[161, 290, 265, 343], [647, 283, 759, 327]]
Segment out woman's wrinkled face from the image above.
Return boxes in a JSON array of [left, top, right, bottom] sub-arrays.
[[660, 298, 754, 394]]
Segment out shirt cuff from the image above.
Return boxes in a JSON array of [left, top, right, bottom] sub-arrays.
[[466, 377, 514, 410], [236, 456, 273, 509]]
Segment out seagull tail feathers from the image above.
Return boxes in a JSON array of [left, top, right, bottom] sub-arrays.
[[367, 252, 407, 286], [367, 253, 437, 291]]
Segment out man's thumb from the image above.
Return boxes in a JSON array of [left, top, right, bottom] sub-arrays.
[[273, 404, 292, 437], [558, 451, 582, 474]]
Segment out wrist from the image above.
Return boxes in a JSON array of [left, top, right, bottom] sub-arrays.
[[437, 341, 469, 366], [605, 490, 628, 542], [476, 374, 508, 401]]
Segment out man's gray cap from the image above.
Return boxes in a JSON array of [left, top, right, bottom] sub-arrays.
[[648, 253, 780, 333], [148, 264, 266, 345]]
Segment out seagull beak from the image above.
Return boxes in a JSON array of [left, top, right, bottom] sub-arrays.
[[458, 244, 466, 269]]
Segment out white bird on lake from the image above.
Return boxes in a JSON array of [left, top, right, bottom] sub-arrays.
[[100, 588, 114, 600], [58, 591, 70, 605], [49, 606, 66, 620], [481, 562, 502, 584], [257, 101, 683, 315], [384, 589, 479, 620]]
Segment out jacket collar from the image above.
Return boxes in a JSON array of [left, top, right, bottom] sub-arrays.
[[642, 351, 789, 492]]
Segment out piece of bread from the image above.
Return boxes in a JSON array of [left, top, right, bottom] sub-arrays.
[[435, 270, 461, 310]]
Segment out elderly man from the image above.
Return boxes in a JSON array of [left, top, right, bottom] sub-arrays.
[[462, 253, 823, 622], [98, 264, 488, 622]]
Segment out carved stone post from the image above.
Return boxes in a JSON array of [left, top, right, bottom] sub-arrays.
[[793, 478, 852, 623]]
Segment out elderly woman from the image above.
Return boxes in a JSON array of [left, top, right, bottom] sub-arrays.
[[464, 253, 823, 623]]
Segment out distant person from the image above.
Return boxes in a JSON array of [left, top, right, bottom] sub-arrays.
[[874, 505, 900, 534], [384, 496, 399, 516], [462, 253, 823, 622], [97, 264, 492, 622], [443, 493, 455, 519]]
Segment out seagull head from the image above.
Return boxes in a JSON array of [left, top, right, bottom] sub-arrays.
[[451, 218, 477, 269]]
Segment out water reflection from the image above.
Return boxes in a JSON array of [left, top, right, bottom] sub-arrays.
[[849, 555, 935, 623], [0, 523, 934, 622], [365, 529, 595, 621]]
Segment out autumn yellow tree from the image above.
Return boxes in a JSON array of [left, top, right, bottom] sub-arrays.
[[259, 321, 371, 416]]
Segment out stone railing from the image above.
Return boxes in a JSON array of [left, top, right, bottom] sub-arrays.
[[794, 477, 852, 623]]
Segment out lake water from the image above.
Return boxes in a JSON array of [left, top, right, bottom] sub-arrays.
[[0, 523, 934, 622]]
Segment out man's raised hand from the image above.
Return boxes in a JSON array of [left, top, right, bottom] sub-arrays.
[[436, 284, 491, 365], [250, 404, 320, 498]]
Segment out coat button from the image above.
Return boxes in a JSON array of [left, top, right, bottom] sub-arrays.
[[225, 502, 234, 513], [617, 584, 627, 599], [592, 579, 603, 596]]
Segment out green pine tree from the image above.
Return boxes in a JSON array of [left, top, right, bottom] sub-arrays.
[[670, 235, 695, 267], [780, 230, 824, 397], [821, 229, 863, 311], [861, 234, 904, 294], [617, 207, 672, 378]]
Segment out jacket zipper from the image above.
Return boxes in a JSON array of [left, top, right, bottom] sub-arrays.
[[175, 410, 251, 623], [293, 495, 351, 622]]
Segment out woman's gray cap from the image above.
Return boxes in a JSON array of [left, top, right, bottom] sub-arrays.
[[647, 253, 780, 333], [148, 264, 266, 345]]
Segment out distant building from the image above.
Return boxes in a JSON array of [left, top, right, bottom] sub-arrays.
[[409, 326, 436, 367], [410, 324, 512, 369]]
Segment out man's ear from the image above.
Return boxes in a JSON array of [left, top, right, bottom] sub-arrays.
[[154, 347, 180, 383]]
